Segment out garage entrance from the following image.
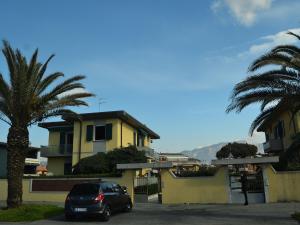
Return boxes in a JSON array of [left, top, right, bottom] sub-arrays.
[[212, 156, 279, 204]]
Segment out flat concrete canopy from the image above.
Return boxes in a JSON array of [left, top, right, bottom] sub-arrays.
[[117, 162, 173, 170], [211, 156, 279, 165]]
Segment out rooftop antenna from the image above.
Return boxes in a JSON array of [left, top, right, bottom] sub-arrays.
[[98, 98, 106, 112]]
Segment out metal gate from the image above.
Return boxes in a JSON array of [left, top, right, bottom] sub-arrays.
[[229, 172, 265, 204], [134, 176, 159, 203]]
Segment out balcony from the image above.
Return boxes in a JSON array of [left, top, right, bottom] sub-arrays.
[[263, 139, 284, 153], [40, 144, 73, 157]]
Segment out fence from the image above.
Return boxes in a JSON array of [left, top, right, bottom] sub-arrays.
[[134, 177, 158, 187], [134, 177, 159, 196], [0, 170, 135, 204]]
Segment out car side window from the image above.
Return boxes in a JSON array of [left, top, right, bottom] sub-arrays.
[[101, 183, 114, 193], [112, 184, 124, 193]]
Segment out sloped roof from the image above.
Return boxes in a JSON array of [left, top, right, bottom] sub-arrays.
[[38, 110, 160, 139]]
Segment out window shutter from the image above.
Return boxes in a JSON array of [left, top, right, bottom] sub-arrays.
[[86, 125, 94, 142], [105, 123, 112, 140]]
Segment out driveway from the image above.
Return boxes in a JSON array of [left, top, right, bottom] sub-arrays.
[[1, 203, 299, 225]]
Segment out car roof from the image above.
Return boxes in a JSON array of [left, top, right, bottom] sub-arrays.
[[74, 181, 117, 186]]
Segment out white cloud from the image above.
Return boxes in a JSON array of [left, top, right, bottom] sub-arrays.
[[212, 0, 272, 26], [250, 28, 300, 54], [58, 88, 88, 97], [238, 28, 300, 57]]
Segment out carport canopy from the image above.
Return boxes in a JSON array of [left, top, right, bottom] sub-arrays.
[[117, 162, 173, 170], [211, 156, 279, 165]]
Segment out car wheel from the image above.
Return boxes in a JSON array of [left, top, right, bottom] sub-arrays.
[[65, 213, 74, 221], [124, 201, 132, 212], [101, 205, 111, 221]]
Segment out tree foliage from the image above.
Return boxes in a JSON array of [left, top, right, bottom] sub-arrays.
[[226, 32, 300, 135], [216, 142, 257, 159], [73, 146, 147, 174], [0, 41, 93, 208]]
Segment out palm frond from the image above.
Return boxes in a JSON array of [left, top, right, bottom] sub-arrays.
[[287, 31, 300, 40], [249, 53, 300, 72], [249, 106, 277, 135]]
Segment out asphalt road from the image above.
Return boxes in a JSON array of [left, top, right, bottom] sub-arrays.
[[1, 203, 299, 225]]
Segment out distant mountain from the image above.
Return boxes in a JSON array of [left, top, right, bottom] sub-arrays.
[[181, 141, 264, 164]]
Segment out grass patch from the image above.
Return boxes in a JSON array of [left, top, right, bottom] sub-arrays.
[[292, 212, 300, 223], [0, 204, 64, 222]]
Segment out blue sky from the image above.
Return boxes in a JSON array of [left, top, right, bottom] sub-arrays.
[[1, 0, 300, 151]]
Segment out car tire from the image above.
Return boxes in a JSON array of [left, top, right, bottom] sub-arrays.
[[124, 201, 132, 212], [101, 205, 111, 222], [65, 213, 74, 221]]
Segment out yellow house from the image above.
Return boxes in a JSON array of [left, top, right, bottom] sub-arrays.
[[39, 111, 160, 175], [257, 107, 300, 154]]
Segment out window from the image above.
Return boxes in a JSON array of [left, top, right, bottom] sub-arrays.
[[133, 132, 136, 146], [95, 125, 106, 141], [100, 182, 114, 193], [70, 183, 99, 196], [86, 123, 113, 142], [274, 120, 285, 139]]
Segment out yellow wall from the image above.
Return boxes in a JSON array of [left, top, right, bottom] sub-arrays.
[[144, 136, 150, 147], [121, 122, 136, 148], [264, 111, 300, 149], [72, 121, 95, 165], [0, 170, 135, 204], [48, 131, 60, 146], [47, 158, 66, 175], [161, 167, 229, 204], [264, 165, 300, 202]]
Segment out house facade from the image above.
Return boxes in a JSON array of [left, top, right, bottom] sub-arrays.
[[39, 111, 160, 175], [258, 108, 300, 154]]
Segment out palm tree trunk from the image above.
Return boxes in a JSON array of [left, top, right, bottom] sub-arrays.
[[6, 125, 28, 208]]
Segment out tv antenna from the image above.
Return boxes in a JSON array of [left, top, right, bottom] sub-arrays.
[[98, 98, 106, 112]]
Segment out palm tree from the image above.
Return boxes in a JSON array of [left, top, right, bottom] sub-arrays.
[[227, 32, 300, 134], [0, 41, 94, 208]]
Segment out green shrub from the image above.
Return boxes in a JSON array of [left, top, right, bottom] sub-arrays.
[[134, 183, 158, 195], [175, 166, 218, 177], [292, 212, 300, 222], [73, 146, 147, 174]]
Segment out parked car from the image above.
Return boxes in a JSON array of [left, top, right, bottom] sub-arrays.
[[65, 181, 132, 221]]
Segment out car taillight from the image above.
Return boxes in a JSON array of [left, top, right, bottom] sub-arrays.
[[94, 193, 105, 202]]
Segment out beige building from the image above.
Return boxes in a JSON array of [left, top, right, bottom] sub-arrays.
[[39, 111, 160, 175]]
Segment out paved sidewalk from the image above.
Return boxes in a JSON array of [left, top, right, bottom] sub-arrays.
[[0, 202, 299, 225]]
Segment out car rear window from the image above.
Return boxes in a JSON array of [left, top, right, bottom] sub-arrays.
[[70, 183, 99, 196]]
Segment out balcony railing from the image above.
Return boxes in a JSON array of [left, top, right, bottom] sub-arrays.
[[263, 139, 283, 153], [41, 144, 73, 157]]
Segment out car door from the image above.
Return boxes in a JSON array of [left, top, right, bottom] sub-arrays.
[[101, 182, 118, 210], [112, 183, 128, 209]]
